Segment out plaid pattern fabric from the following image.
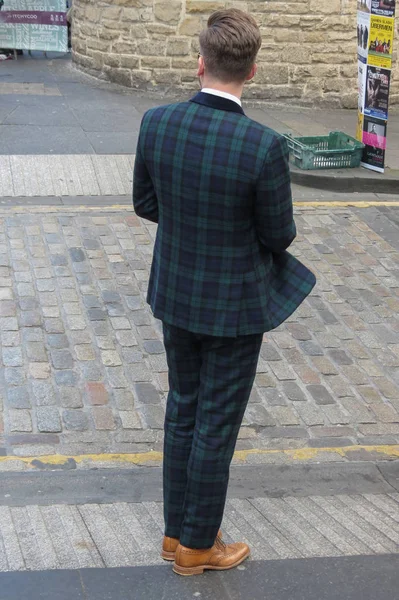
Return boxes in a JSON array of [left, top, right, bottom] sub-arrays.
[[133, 91, 316, 337], [163, 322, 263, 549]]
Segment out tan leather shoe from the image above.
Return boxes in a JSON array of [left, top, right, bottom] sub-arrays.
[[173, 537, 250, 576], [161, 530, 223, 561], [161, 536, 180, 561]]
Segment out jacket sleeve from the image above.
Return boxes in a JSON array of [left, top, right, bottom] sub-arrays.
[[255, 135, 296, 253], [133, 121, 159, 224]]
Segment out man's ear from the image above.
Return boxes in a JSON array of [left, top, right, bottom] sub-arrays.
[[246, 63, 257, 82], [197, 55, 205, 78]]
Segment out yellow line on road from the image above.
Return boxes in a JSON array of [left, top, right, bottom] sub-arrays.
[[1, 445, 398, 469], [0, 201, 398, 214], [294, 201, 399, 207]]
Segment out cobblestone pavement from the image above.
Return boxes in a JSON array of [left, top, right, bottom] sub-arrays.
[[0, 204, 398, 460]]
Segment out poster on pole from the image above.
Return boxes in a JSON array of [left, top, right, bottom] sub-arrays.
[[364, 66, 390, 119], [368, 14, 394, 68], [371, 0, 395, 18], [0, 0, 67, 53], [356, 0, 396, 172]]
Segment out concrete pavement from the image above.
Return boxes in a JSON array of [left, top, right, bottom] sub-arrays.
[[0, 53, 399, 185], [1, 463, 399, 599], [0, 462, 398, 571], [1, 555, 398, 600]]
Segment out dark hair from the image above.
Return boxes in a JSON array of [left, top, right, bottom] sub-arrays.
[[199, 9, 262, 83]]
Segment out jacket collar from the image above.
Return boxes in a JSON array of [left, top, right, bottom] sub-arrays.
[[190, 91, 245, 115]]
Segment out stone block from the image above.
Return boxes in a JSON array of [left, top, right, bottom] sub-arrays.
[[153, 70, 182, 84], [93, 407, 115, 430], [146, 23, 176, 35], [2, 347, 23, 367], [101, 350, 122, 367], [31, 381, 56, 406], [51, 350, 74, 370], [37, 407, 62, 433], [187, 1, 225, 13], [103, 6, 122, 20], [167, 37, 190, 56], [120, 411, 142, 429], [129, 24, 149, 38], [85, 5, 101, 23], [9, 410, 32, 433], [112, 42, 137, 54], [178, 16, 202, 36], [123, 7, 142, 21], [86, 382, 109, 406], [244, 404, 276, 427], [139, 404, 165, 428], [113, 389, 135, 410], [60, 387, 83, 409], [104, 53, 121, 68], [100, 28, 120, 41], [172, 56, 198, 69], [80, 23, 98, 37], [103, 18, 130, 32], [310, 0, 340, 13], [154, 1, 182, 24], [141, 56, 171, 69], [307, 385, 336, 405], [138, 40, 166, 56], [270, 406, 300, 426], [134, 383, 160, 405], [5, 367, 25, 387], [63, 410, 89, 431], [181, 70, 198, 83], [7, 387, 31, 409]]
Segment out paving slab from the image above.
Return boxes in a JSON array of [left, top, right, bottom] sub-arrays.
[[0, 491, 398, 572], [0, 156, 134, 197]]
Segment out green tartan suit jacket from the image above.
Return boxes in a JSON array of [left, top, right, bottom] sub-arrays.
[[133, 92, 316, 337]]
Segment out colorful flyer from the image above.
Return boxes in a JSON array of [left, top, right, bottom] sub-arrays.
[[357, 11, 371, 63], [368, 15, 394, 68], [0, 0, 67, 53], [361, 115, 387, 172], [371, 0, 395, 17], [364, 66, 390, 120]]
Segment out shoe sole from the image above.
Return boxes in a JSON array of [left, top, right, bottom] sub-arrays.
[[161, 531, 223, 563], [173, 550, 250, 576], [161, 550, 175, 561]]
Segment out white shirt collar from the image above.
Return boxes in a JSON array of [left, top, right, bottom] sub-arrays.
[[201, 88, 242, 107]]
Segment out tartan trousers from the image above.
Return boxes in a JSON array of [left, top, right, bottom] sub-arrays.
[[162, 322, 263, 549]]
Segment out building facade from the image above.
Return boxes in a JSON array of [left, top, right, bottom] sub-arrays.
[[71, 0, 399, 107]]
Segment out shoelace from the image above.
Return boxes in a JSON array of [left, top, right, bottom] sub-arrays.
[[215, 536, 227, 551]]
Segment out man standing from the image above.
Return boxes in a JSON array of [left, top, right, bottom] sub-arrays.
[[133, 9, 316, 577]]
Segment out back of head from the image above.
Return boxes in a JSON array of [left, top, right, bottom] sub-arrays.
[[199, 9, 262, 84]]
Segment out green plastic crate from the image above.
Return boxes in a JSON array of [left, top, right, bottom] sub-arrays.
[[283, 131, 364, 170]]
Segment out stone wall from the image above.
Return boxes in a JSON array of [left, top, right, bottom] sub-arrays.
[[71, 0, 399, 107]]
